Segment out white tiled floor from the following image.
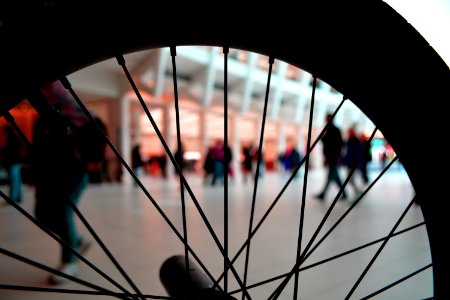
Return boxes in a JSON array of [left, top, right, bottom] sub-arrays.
[[0, 166, 433, 299]]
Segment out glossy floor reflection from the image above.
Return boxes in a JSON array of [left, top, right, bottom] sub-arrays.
[[0, 167, 433, 299]]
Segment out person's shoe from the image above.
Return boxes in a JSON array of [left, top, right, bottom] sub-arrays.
[[48, 262, 80, 285], [339, 193, 348, 201], [314, 193, 325, 201], [77, 236, 92, 256]]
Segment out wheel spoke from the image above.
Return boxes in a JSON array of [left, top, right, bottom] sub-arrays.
[[228, 222, 425, 296], [293, 76, 317, 299], [242, 55, 274, 300], [271, 105, 378, 300], [345, 197, 417, 299], [116, 55, 251, 297], [0, 189, 135, 298], [1, 106, 136, 298], [0, 248, 126, 299], [62, 78, 222, 292], [301, 155, 400, 265], [223, 46, 230, 293], [0, 285, 176, 299], [272, 158, 404, 299], [169, 46, 190, 281], [360, 263, 432, 300], [299, 127, 378, 262], [214, 97, 346, 287]]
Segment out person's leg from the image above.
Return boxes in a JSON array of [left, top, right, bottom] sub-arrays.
[[212, 161, 223, 185], [347, 167, 361, 195], [316, 166, 332, 199], [211, 161, 217, 185], [330, 164, 347, 199], [360, 164, 369, 184], [50, 173, 90, 285], [133, 167, 140, 186], [8, 163, 22, 203], [63, 173, 90, 264]]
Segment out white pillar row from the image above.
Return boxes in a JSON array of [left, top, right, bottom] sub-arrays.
[[313, 100, 328, 128], [311, 101, 327, 170], [199, 108, 208, 173], [270, 61, 288, 119], [241, 52, 259, 113], [334, 105, 346, 128], [120, 94, 131, 183], [294, 96, 307, 124], [154, 48, 170, 99], [356, 111, 367, 133], [202, 47, 219, 107], [296, 124, 306, 155], [230, 113, 240, 178], [162, 102, 173, 179]]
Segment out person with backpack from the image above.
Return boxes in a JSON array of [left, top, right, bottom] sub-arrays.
[[31, 81, 105, 284]]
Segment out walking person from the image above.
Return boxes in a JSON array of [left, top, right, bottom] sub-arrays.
[[241, 143, 254, 183], [315, 113, 347, 201], [211, 139, 225, 186], [31, 81, 103, 284], [202, 145, 214, 185], [131, 143, 145, 185], [358, 133, 372, 185], [342, 125, 363, 196]]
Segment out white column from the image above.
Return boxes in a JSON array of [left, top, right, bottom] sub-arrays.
[[271, 61, 288, 119], [230, 113, 240, 178], [199, 109, 209, 174], [241, 53, 259, 113], [334, 105, 346, 128], [154, 48, 170, 99], [296, 124, 305, 156], [203, 47, 219, 107], [313, 101, 328, 128], [294, 96, 307, 124], [163, 102, 173, 179], [120, 95, 131, 183]]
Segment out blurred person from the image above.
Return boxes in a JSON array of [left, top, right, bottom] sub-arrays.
[[315, 113, 347, 201], [31, 80, 104, 284], [202, 144, 214, 185], [158, 154, 168, 178], [254, 149, 264, 178], [174, 141, 185, 174], [84, 115, 108, 183], [284, 143, 302, 177], [241, 143, 254, 183], [225, 142, 234, 180], [211, 139, 225, 186], [359, 133, 372, 184], [379, 141, 388, 171], [131, 143, 145, 185], [1, 125, 26, 204], [342, 125, 363, 196]]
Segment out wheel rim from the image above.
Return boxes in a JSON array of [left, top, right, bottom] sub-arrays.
[[0, 1, 448, 298]]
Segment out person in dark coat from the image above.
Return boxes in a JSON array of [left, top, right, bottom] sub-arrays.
[[242, 143, 254, 183], [315, 113, 347, 201], [203, 145, 214, 185], [31, 80, 98, 284]]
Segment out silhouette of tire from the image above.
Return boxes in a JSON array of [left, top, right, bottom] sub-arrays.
[[0, 1, 448, 298]]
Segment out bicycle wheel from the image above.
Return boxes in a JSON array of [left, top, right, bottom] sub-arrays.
[[0, 1, 448, 299]]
